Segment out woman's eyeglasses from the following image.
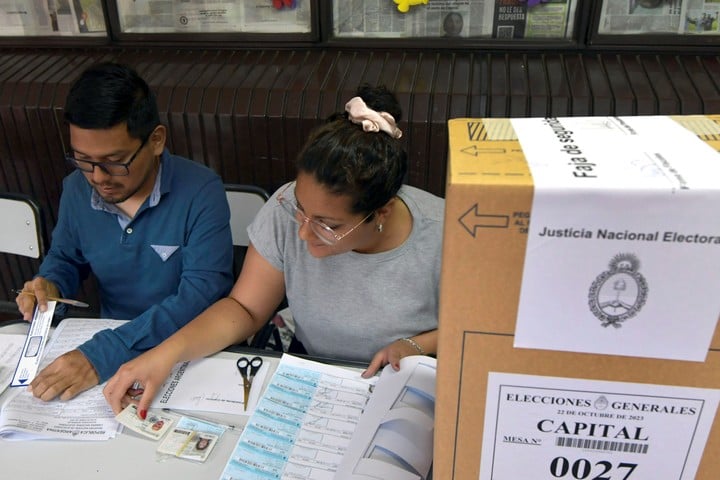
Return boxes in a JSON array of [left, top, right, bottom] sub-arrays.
[[277, 182, 373, 246]]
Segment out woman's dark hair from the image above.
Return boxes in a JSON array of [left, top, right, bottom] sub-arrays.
[[296, 84, 407, 216], [64, 62, 160, 141]]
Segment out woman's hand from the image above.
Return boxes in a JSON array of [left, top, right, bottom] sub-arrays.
[[103, 348, 176, 419], [361, 338, 422, 378]]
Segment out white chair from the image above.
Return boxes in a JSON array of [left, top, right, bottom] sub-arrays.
[[225, 184, 269, 251], [0, 193, 46, 324], [225, 184, 269, 280], [224, 184, 292, 352], [0, 193, 45, 259]]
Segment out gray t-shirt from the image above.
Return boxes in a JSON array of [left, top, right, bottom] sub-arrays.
[[248, 183, 444, 362]]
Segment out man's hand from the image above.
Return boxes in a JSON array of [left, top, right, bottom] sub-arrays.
[[15, 277, 60, 321], [29, 349, 99, 401]]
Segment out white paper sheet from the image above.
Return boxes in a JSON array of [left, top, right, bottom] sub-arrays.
[[0, 318, 126, 441], [219, 354, 376, 480], [0, 333, 26, 396], [511, 116, 720, 361], [479, 372, 720, 480], [150, 356, 269, 415], [335, 355, 436, 480]]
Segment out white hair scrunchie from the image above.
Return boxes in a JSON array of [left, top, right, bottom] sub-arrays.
[[345, 96, 403, 139]]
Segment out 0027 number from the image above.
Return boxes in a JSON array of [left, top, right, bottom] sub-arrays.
[[549, 457, 638, 480]]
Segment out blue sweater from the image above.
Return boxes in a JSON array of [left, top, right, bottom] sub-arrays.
[[40, 150, 234, 381]]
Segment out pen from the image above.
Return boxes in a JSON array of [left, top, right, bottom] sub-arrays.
[[161, 408, 240, 432], [12, 289, 90, 308]]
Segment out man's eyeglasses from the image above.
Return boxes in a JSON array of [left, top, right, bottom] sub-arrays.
[[65, 136, 149, 177], [277, 182, 373, 246]]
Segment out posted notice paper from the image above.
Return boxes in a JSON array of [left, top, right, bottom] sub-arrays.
[[479, 372, 720, 480], [510, 116, 720, 361]]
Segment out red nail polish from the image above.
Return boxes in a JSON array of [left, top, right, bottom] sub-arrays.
[[139, 409, 147, 420]]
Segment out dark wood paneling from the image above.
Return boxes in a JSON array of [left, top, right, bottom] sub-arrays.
[[1, 47, 719, 312]]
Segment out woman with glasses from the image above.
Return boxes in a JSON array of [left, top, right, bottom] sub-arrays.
[[104, 84, 444, 418]]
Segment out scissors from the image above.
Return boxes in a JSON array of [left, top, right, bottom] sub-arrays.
[[237, 356, 263, 411]]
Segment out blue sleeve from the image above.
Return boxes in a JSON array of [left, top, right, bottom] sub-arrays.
[[78, 177, 234, 382], [39, 176, 91, 300]]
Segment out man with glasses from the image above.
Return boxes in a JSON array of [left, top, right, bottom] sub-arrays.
[[15, 62, 233, 401]]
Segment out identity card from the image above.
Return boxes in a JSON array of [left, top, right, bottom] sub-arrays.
[[115, 404, 174, 440]]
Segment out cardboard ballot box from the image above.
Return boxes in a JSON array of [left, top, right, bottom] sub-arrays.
[[435, 116, 720, 480]]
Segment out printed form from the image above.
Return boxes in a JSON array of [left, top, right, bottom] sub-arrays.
[[150, 356, 270, 415], [479, 372, 720, 480], [0, 334, 26, 396], [0, 318, 126, 441], [219, 354, 375, 480]]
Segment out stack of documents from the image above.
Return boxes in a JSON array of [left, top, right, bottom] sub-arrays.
[[219, 355, 376, 479], [219, 354, 437, 480], [0, 318, 125, 441]]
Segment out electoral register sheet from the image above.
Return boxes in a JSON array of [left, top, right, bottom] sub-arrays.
[[219, 354, 375, 480]]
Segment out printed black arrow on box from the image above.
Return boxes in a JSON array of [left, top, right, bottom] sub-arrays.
[[459, 204, 509, 237], [460, 145, 506, 156]]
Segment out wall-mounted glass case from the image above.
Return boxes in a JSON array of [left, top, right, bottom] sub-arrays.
[[113, 0, 313, 35], [0, 0, 107, 37], [331, 0, 580, 41], [1, 0, 718, 49], [591, 0, 719, 47]]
